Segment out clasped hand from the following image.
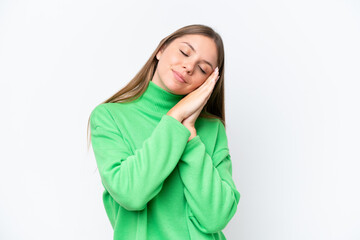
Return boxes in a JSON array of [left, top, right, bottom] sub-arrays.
[[167, 66, 220, 141]]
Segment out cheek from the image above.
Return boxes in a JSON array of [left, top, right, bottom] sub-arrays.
[[158, 57, 170, 73], [159, 55, 176, 71], [191, 78, 207, 90], [196, 76, 208, 85], [169, 55, 181, 66], [165, 49, 182, 64]]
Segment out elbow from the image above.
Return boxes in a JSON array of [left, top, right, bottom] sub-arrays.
[[196, 216, 230, 234], [120, 197, 147, 211], [112, 187, 149, 211], [104, 182, 149, 211], [191, 194, 241, 234]]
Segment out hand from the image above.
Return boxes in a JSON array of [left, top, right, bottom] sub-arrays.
[[182, 93, 207, 142], [167, 66, 220, 123], [186, 126, 197, 142], [183, 107, 202, 142]]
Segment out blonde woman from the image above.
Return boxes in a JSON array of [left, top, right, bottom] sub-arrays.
[[87, 24, 240, 240]]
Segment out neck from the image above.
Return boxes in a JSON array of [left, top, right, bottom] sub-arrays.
[[135, 81, 186, 115]]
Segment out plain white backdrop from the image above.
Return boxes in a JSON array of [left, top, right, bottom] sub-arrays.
[[0, 0, 359, 239]]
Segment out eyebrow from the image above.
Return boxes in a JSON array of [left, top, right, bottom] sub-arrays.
[[180, 41, 214, 70]]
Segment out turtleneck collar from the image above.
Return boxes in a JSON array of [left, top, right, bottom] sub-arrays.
[[135, 80, 186, 115]]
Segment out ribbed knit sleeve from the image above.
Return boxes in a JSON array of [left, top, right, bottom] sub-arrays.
[[178, 119, 241, 234], [90, 104, 191, 211]]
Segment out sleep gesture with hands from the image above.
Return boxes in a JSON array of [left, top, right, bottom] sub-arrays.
[[167, 66, 220, 142]]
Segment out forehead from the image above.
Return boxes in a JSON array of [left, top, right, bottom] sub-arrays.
[[173, 35, 218, 65]]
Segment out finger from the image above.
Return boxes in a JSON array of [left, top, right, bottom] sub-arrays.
[[206, 67, 219, 85], [203, 83, 215, 103], [196, 82, 214, 107], [197, 67, 219, 90], [204, 77, 219, 103], [198, 67, 219, 85], [205, 75, 219, 95], [184, 67, 219, 103]]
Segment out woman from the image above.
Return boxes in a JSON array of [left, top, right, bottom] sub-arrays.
[[87, 24, 240, 240]]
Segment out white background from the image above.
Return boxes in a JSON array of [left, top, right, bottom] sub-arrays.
[[0, 0, 359, 239]]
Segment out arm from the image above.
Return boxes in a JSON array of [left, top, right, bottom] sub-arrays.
[[178, 120, 241, 233], [90, 104, 191, 211]]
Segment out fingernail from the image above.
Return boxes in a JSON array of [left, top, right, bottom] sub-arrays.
[[215, 67, 218, 73]]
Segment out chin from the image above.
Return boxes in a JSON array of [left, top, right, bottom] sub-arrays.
[[161, 78, 181, 94], [166, 83, 183, 94]]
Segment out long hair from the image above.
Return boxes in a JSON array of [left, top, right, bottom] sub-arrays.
[[87, 24, 226, 150]]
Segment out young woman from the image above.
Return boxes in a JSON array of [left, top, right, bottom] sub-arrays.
[[87, 24, 240, 240]]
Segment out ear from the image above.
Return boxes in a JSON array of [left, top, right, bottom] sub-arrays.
[[156, 46, 165, 60]]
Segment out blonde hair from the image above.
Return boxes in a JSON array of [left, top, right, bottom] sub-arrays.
[[87, 24, 227, 150]]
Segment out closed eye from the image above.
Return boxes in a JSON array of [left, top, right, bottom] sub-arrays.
[[180, 49, 207, 74], [180, 50, 188, 57]]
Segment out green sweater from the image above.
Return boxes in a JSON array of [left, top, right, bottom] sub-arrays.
[[90, 80, 240, 240]]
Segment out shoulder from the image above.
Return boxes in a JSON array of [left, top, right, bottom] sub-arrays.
[[90, 103, 112, 127], [90, 103, 123, 126], [90, 102, 137, 132], [91, 103, 111, 118], [90, 102, 127, 119]]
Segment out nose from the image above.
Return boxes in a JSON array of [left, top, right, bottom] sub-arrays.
[[182, 61, 195, 74]]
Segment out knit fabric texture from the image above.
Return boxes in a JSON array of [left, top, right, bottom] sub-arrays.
[[90, 80, 240, 240]]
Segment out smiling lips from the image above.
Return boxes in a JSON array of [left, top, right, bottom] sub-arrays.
[[172, 70, 186, 83]]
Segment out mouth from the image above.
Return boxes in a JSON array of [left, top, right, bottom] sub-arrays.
[[172, 70, 187, 83]]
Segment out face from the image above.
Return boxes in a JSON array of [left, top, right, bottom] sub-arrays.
[[152, 34, 218, 95]]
